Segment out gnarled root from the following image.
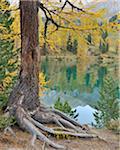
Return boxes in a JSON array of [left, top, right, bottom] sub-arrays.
[[15, 106, 65, 149], [11, 105, 98, 149]]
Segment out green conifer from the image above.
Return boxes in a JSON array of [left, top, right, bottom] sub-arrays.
[[0, 0, 19, 108], [94, 76, 119, 128]]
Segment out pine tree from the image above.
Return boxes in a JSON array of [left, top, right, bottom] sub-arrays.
[[54, 97, 72, 114], [94, 76, 119, 128], [72, 39, 78, 54], [0, 0, 19, 108], [86, 33, 92, 45], [99, 30, 109, 53], [66, 34, 73, 52]]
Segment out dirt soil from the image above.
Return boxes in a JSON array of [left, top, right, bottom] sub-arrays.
[[0, 127, 119, 150]]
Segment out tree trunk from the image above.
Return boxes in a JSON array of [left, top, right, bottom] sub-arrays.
[[8, 0, 40, 111]]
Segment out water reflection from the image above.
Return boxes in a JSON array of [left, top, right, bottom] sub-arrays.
[[41, 56, 49, 81], [66, 65, 77, 82], [96, 66, 107, 87], [40, 56, 118, 107], [85, 66, 90, 86]]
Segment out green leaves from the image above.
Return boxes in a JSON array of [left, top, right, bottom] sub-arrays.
[[72, 39, 78, 54], [54, 98, 79, 121], [66, 34, 73, 52], [86, 33, 92, 44], [66, 34, 78, 54], [0, 115, 16, 129], [94, 75, 119, 129], [0, 0, 19, 109], [54, 97, 72, 114], [5, 18, 14, 28]]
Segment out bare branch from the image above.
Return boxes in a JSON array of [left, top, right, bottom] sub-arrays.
[[37, 1, 59, 37], [67, 0, 85, 12], [37, 0, 86, 38]]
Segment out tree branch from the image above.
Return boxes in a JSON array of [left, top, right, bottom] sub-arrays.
[[37, 0, 97, 39], [60, 0, 85, 12]]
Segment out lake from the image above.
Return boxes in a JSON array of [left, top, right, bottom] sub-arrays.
[[40, 55, 118, 124]]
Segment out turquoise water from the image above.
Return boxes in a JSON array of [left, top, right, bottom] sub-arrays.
[[40, 56, 118, 107]]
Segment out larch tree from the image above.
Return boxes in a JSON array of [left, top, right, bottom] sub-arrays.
[[0, 0, 19, 108], [5, 0, 97, 149]]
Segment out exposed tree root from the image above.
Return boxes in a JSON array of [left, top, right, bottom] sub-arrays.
[[51, 108, 83, 128], [7, 92, 98, 149], [6, 103, 97, 149], [15, 107, 65, 149]]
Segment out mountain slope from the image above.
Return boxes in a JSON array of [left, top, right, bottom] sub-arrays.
[[84, 0, 120, 19]]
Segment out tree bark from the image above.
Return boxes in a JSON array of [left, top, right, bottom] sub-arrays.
[[8, 0, 40, 111]]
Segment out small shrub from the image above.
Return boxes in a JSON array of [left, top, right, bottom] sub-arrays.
[[54, 97, 71, 114], [0, 115, 16, 130], [54, 98, 79, 120]]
